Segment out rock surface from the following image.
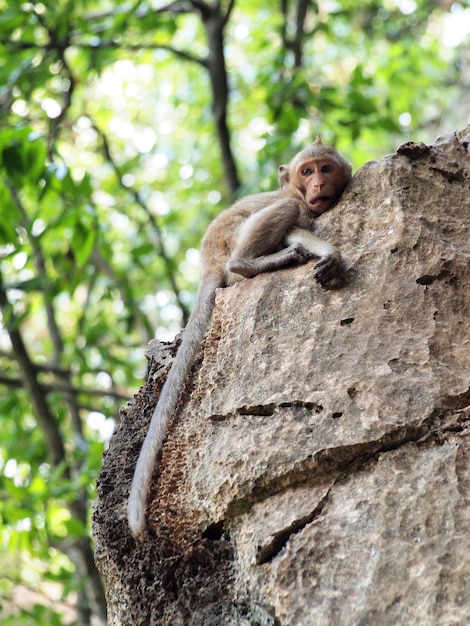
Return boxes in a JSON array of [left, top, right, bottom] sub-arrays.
[[93, 127, 470, 626]]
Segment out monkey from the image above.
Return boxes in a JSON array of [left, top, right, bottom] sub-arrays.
[[127, 136, 352, 536]]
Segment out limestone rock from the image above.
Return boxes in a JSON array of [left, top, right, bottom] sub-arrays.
[[93, 127, 470, 625]]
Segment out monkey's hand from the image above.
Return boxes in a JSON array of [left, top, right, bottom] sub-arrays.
[[314, 254, 343, 286]]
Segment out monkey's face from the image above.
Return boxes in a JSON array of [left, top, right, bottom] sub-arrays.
[[296, 158, 348, 216]]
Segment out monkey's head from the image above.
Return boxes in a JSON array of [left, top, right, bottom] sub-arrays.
[[279, 136, 352, 216]]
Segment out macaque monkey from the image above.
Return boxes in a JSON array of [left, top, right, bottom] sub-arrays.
[[128, 136, 352, 536]]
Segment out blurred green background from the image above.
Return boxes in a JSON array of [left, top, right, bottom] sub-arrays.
[[0, 0, 468, 623]]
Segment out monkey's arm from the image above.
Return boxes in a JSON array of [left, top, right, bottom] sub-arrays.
[[227, 243, 310, 279], [286, 228, 342, 286]]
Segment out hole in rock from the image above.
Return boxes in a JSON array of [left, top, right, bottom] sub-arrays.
[[202, 521, 225, 541], [238, 404, 276, 416], [416, 275, 435, 285]]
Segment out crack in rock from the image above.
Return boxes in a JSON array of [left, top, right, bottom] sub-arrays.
[[256, 490, 331, 565], [249, 409, 470, 567]]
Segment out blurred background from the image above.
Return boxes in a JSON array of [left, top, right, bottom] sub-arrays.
[[0, 1, 468, 623]]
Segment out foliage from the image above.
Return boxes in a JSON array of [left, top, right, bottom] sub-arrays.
[[0, 0, 468, 623]]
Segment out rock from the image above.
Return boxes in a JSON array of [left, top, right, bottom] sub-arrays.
[[93, 127, 470, 625]]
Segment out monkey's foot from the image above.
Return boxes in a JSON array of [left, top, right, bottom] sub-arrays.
[[285, 242, 313, 265], [314, 255, 342, 286]]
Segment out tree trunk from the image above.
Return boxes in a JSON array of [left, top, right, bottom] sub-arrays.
[[93, 126, 470, 625]]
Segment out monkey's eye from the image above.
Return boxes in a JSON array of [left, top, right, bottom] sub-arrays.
[[321, 164, 334, 173], [301, 167, 313, 176]]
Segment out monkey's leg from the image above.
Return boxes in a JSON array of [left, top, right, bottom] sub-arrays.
[[227, 200, 307, 278], [286, 228, 337, 258], [287, 228, 342, 285]]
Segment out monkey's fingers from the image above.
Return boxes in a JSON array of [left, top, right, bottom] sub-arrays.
[[314, 256, 341, 286]]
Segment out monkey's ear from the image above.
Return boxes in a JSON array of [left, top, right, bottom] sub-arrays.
[[278, 164, 290, 188]]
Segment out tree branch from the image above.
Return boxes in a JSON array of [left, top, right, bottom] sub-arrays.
[[0, 270, 66, 467], [199, 2, 241, 195], [4, 179, 87, 442], [0, 39, 208, 66], [5, 181, 63, 361], [0, 374, 130, 402], [221, 0, 236, 28], [293, 0, 309, 67], [281, 0, 313, 68], [92, 121, 190, 325]]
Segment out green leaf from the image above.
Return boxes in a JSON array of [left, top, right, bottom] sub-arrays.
[[2, 144, 23, 179], [71, 221, 96, 267]]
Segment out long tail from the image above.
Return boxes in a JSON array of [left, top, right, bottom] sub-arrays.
[[127, 276, 220, 536]]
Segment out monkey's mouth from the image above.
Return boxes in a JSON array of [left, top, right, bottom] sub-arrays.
[[308, 195, 332, 212]]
